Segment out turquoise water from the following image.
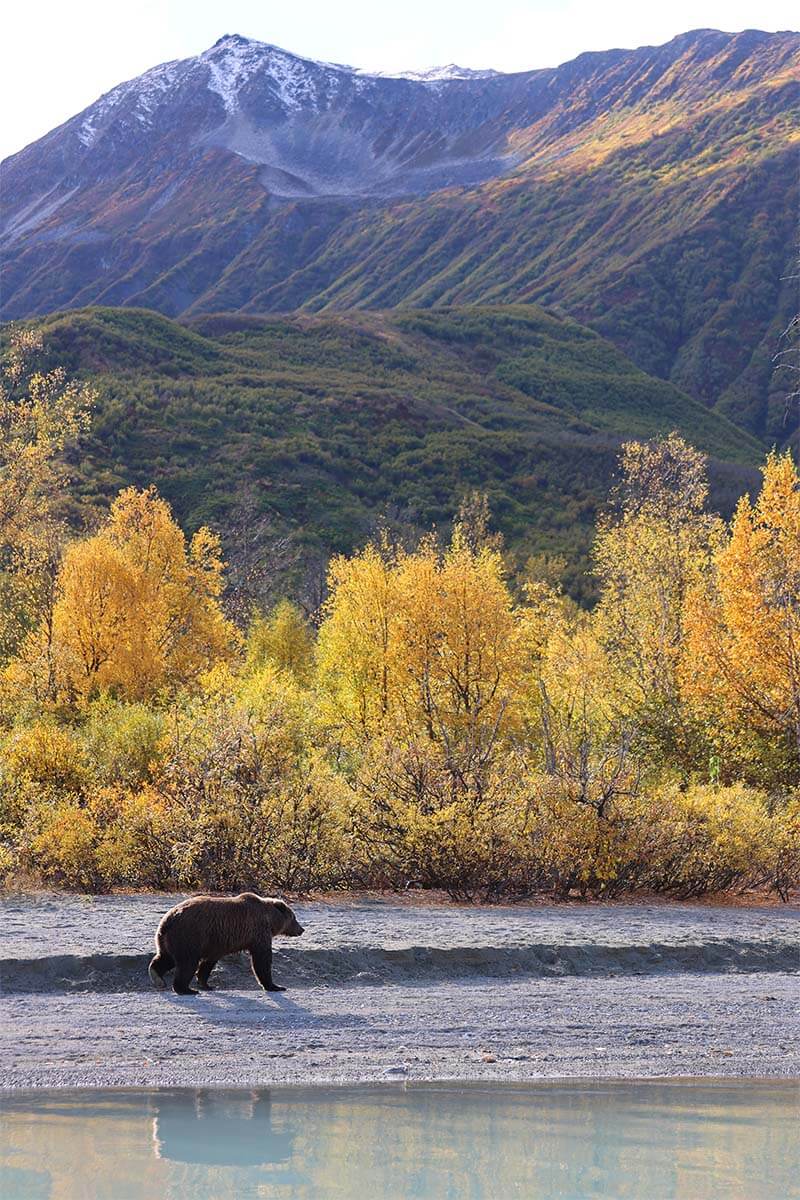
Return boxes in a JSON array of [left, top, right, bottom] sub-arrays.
[[1, 1081, 798, 1199]]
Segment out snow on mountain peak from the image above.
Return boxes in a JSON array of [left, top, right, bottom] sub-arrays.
[[365, 63, 500, 83], [72, 36, 504, 150], [201, 36, 348, 114], [199, 38, 501, 111], [77, 58, 180, 146], [202, 35, 267, 114]]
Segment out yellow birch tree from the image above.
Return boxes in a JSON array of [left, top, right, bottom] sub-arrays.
[[316, 527, 527, 751], [593, 433, 723, 766], [683, 451, 800, 783], [30, 487, 236, 701], [0, 329, 94, 663]]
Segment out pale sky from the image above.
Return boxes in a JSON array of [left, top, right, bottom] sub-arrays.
[[1, 0, 797, 159]]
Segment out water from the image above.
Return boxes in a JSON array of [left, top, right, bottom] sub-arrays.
[[1, 1080, 798, 1199]]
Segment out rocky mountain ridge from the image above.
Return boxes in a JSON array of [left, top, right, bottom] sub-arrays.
[[2, 28, 798, 439]]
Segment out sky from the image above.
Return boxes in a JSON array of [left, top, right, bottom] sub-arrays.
[[1, 0, 797, 159]]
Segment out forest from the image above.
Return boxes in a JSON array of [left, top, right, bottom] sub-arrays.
[[0, 327, 797, 900]]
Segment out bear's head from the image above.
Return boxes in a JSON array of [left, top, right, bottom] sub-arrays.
[[262, 897, 304, 938]]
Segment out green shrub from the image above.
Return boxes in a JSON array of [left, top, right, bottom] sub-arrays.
[[81, 697, 166, 787]]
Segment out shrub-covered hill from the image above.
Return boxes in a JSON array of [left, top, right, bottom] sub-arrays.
[[30, 304, 762, 602]]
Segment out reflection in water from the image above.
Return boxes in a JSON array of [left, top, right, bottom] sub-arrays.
[[152, 1089, 294, 1168], [1, 1080, 798, 1200]]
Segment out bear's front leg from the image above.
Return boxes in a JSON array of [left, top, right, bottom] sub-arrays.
[[249, 940, 286, 992]]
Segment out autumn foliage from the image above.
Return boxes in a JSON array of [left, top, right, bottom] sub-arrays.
[[683, 452, 800, 785], [52, 487, 235, 701], [0, 338, 797, 900]]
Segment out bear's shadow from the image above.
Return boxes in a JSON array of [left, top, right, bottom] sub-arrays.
[[164, 984, 369, 1030]]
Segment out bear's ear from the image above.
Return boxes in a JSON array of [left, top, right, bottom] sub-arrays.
[[272, 902, 293, 926], [263, 899, 288, 933]]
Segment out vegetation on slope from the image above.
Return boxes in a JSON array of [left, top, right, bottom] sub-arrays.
[[0, 335, 797, 899], [242, 124, 796, 442], [23, 304, 761, 603]]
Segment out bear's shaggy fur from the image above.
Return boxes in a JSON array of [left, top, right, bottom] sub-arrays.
[[148, 892, 304, 996]]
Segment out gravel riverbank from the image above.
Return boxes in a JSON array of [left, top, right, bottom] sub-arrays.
[[1, 895, 798, 1088]]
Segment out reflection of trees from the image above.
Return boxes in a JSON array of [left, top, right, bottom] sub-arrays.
[[151, 1088, 295, 1169], [1, 1082, 798, 1198]]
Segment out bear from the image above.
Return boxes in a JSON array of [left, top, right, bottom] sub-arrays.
[[148, 892, 304, 996]]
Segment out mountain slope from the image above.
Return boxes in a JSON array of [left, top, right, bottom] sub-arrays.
[[29, 305, 761, 602], [2, 30, 798, 441]]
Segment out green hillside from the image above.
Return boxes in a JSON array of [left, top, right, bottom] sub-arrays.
[[30, 304, 762, 602]]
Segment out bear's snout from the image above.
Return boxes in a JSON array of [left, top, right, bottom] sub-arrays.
[[289, 920, 304, 937]]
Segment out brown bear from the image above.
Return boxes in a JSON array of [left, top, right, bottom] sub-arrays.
[[148, 893, 304, 996]]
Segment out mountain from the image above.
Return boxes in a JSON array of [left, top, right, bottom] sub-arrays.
[[3, 29, 798, 442], [32, 305, 760, 602]]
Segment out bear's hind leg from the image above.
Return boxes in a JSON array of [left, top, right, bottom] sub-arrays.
[[149, 951, 174, 988], [173, 956, 200, 995], [196, 959, 218, 991]]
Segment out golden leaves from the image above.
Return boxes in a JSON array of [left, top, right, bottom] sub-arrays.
[[683, 452, 800, 771], [316, 529, 530, 749], [47, 488, 237, 701]]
